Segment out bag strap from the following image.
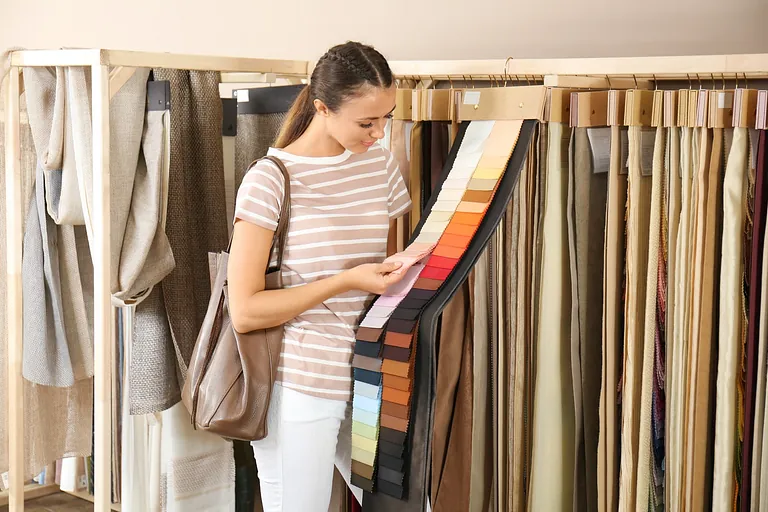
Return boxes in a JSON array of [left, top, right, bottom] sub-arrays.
[[227, 155, 292, 270]]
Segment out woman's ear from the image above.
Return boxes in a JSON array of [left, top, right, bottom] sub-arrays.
[[314, 99, 330, 117]]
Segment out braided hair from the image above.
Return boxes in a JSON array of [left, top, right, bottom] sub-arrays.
[[275, 41, 393, 148]]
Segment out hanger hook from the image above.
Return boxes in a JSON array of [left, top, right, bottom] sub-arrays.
[[722, 73, 726, 91], [605, 74, 612, 90], [448, 74, 454, 88], [652, 73, 658, 90], [710, 73, 715, 90], [686, 73, 692, 89], [504, 57, 514, 80], [526, 74, 532, 86], [633, 74, 638, 88]]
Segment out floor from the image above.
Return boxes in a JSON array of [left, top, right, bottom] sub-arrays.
[[0, 493, 93, 512]]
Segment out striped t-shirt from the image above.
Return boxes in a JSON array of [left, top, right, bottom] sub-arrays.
[[234, 144, 412, 401]]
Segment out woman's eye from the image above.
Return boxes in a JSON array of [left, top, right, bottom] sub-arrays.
[[360, 123, 373, 129]]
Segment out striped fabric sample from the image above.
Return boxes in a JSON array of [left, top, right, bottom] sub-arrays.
[[233, 144, 411, 401], [350, 119, 523, 498]]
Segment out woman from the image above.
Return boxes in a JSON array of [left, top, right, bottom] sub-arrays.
[[228, 41, 412, 511]]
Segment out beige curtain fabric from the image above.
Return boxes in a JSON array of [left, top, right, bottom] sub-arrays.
[[668, 125, 694, 511], [664, 125, 681, 509], [528, 121, 574, 512], [713, 127, 750, 510], [469, 247, 493, 512], [634, 125, 665, 510], [510, 140, 535, 512], [598, 125, 628, 512], [618, 125, 653, 512]]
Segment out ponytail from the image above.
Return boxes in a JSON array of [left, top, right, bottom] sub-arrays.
[[274, 42, 393, 149], [274, 86, 314, 148]]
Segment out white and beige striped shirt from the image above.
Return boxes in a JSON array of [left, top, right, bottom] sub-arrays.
[[234, 144, 412, 401]]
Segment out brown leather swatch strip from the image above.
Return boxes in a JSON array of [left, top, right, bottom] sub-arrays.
[[383, 386, 411, 406], [382, 359, 410, 378], [351, 473, 374, 492], [414, 277, 442, 290], [461, 189, 494, 203], [380, 427, 406, 445], [353, 460, 375, 480], [356, 327, 383, 343], [384, 373, 412, 391], [382, 400, 410, 419], [381, 413, 409, 432], [383, 345, 410, 362], [352, 354, 382, 372], [385, 331, 413, 348]]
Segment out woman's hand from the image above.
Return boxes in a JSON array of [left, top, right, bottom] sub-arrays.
[[342, 262, 406, 295]]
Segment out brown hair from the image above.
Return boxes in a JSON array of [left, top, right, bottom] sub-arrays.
[[274, 41, 394, 148]]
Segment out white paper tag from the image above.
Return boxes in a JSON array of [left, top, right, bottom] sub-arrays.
[[1, 472, 8, 489], [641, 128, 656, 177], [587, 127, 611, 174], [235, 89, 249, 103], [620, 129, 629, 175], [719, 92, 734, 109], [463, 90, 481, 106]]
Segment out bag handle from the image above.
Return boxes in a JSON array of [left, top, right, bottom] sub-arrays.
[[227, 155, 292, 269]]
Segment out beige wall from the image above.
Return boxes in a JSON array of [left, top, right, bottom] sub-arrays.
[[2, 0, 768, 63]]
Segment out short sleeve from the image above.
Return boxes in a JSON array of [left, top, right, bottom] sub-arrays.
[[384, 148, 412, 220], [234, 160, 285, 231]]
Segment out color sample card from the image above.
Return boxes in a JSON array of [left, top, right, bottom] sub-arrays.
[[351, 120, 521, 497]]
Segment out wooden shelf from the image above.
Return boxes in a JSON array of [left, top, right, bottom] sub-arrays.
[[61, 489, 122, 511], [0, 483, 60, 507]]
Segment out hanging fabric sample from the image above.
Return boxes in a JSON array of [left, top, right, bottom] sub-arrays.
[[151, 68, 229, 384], [0, 77, 93, 481], [598, 123, 629, 512], [567, 126, 609, 512], [508, 128, 540, 512], [668, 120, 695, 512], [633, 118, 667, 512], [713, 124, 752, 511], [430, 279, 473, 512], [21, 65, 149, 387], [618, 121, 654, 512], [528, 119, 575, 512], [743, 129, 768, 510], [233, 84, 303, 193], [359, 118, 539, 511], [127, 80, 181, 415], [664, 117, 681, 511]]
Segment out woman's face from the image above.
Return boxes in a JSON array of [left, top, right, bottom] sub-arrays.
[[315, 85, 397, 153]]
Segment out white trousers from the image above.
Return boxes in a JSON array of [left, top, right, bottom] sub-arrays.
[[251, 384, 361, 512]]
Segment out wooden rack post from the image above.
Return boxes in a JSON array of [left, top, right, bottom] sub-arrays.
[[5, 48, 768, 512], [5, 61, 24, 512]]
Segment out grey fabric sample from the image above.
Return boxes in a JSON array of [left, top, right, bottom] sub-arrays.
[[131, 287, 181, 414], [234, 111, 287, 193], [0, 92, 93, 480], [21, 164, 74, 386]]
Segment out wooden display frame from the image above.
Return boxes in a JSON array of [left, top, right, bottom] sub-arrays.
[[7, 48, 768, 512]]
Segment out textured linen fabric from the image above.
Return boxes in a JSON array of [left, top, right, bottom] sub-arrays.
[[234, 144, 411, 400], [713, 127, 750, 511], [146, 69, 230, 388], [0, 87, 93, 481]]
